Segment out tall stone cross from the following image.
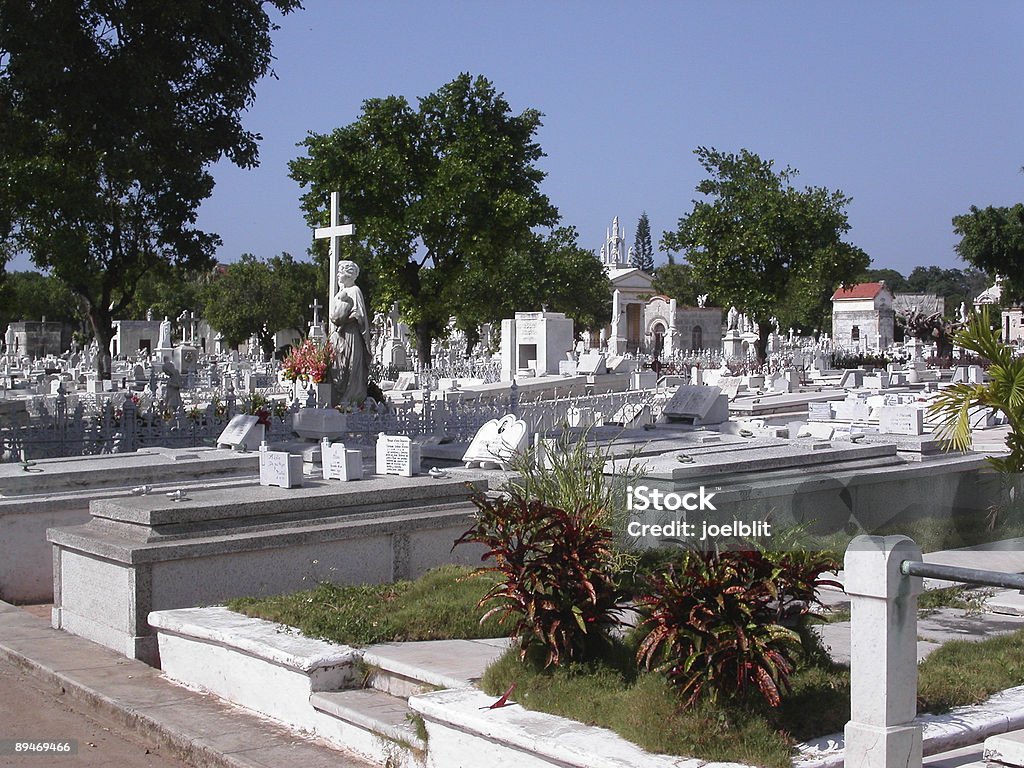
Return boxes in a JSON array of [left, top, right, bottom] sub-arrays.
[[314, 192, 356, 326], [310, 299, 323, 326]]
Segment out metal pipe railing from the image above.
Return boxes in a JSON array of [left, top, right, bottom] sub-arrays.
[[900, 560, 1024, 591]]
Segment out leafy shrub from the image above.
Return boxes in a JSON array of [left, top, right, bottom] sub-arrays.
[[635, 545, 839, 708], [454, 489, 622, 667]]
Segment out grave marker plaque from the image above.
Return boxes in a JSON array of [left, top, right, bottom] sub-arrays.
[[576, 352, 606, 376], [258, 447, 303, 488], [321, 439, 363, 481], [878, 406, 924, 436], [662, 385, 728, 426], [718, 377, 742, 402], [807, 402, 833, 421], [834, 400, 870, 422], [376, 434, 421, 477], [216, 415, 264, 451]]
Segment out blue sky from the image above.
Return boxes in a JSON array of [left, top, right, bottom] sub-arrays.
[[17, 2, 1023, 276]]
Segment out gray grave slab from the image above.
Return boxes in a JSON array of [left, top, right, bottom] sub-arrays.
[[576, 352, 606, 375], [662, 385, 728, 425], [839, 369, 866, 388], [48, 476, 490, 663]]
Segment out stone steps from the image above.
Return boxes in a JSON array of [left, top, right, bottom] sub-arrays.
[[308, 638, 512, 757], [311, 688, 425, 752], [985, 729, 1024, 766]]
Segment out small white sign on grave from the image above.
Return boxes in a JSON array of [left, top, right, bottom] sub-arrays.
[[463, 414, 528, 470], [376, 433, 421, 477], [576, 352, 606, 376], [807, 402, 833, 421], [258, 446, 303, 488], [718, 377, 742, 402], [878, 406, 924, 436], [217, 415, 265, 451], [393, 372, 417, 392], [321, 438, 363, 481], [834, 400, 870, 422]]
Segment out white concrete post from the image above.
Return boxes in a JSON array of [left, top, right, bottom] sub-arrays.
[[844, 535, 923, 768]]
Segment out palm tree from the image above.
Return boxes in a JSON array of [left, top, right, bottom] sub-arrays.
[[929, 308, 1023, 472], [929, 308, 1023, 526]]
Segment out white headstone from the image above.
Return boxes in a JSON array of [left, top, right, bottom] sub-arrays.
[[462, 414, 528, 470], [862, 371, 890, 389], [321, 439, 363, 481], [576, 352, 606, 376], [393, 372, 418, 392], [217, 415, 264, 451], [799, 422, 835, 440], [609, 402, 650, 427], [376, 433, 421, 477], [662, 385, 729, 426], [717, 376, 741, 401], [566, 407, 596, 428], [258, 446, 304, 488], [834, 400, 871, 422], [877, 406, 924, 436], [807, 402, 833, 421]]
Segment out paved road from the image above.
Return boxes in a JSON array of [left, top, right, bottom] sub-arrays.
[[0, 657, 191, 768]]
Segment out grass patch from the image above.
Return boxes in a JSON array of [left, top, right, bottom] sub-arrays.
[[227, 564, 508, 646], [918, 628, 1024, 713], [480, 638, 850, 768], [918, 585, 991, 615]]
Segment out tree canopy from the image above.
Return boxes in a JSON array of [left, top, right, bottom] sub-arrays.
[[651, 257, 701, 306], [289, 73, 563, 364], [0, 271, 82, 331], [632, 212, 655, 273], [0, 0, 301, 375], [200, 253, 319, 357], [661, 147, 868, 362], [952, 204, 1024, 303]]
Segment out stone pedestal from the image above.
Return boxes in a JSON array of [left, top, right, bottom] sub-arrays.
[[723, 330, 745, 358], [173, 344, 199, 374], [844, 535, 923, 768]]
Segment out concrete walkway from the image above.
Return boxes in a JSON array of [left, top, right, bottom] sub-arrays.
[[0, 601, 374, 768]]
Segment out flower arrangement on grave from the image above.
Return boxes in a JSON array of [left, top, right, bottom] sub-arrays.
[[281, 339, 334, 384]]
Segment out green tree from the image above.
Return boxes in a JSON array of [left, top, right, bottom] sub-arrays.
[[120, 265, 213, 324], [0, 271, 83, 339], [651, 255, 700, 305], [289, 73, 559, 364], [952, 204, 1024, 303], [524, 227, 611, 334], [904, 266, 991, 317], [661, 147, 868, 363], [445, 227, 610, 353], [0, 0, 301, 377], [856, 268, 909, 293], [632, 212, 655, 273], [200, 253, 318, 357], [930, 308, 1023, 476]]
